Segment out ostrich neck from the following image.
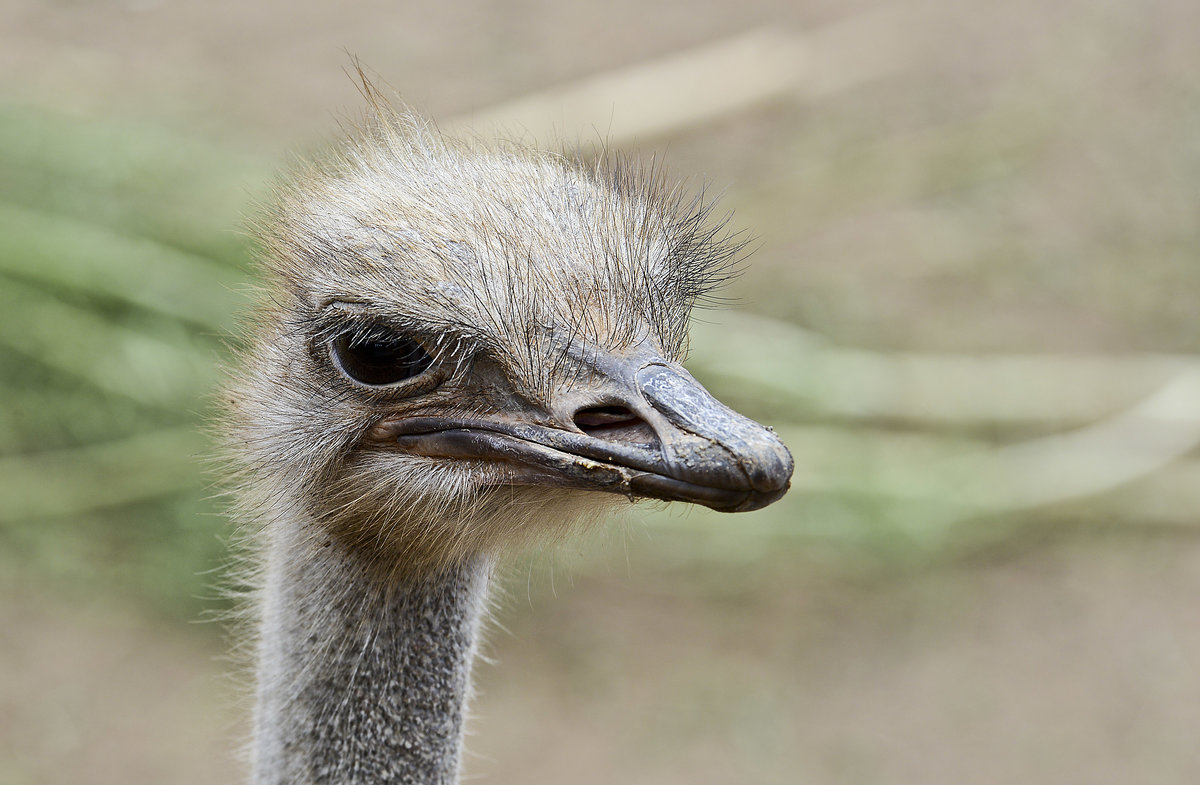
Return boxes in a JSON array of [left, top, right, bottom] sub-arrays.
[[252, 510, 492, 785]]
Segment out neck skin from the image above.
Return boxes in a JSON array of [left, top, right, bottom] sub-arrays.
[[251, 507, 492, 785]]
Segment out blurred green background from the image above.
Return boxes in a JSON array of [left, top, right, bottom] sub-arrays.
[[2, 1, 1200, 783]]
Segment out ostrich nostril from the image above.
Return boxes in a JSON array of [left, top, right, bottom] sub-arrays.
[[573, 405, 657, 445]]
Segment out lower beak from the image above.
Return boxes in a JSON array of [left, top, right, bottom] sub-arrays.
[[374, 360, 793, 513]]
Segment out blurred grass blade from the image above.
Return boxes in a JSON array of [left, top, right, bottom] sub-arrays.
[[0, 101, 267, 263], [454, 7, 910, 147], [954, 369, 1200, 510], [0, 201, 249, 331], [689, 311, 1200, 427], [0, 382, 149, 453], [0, 427, 207, 521], [0, 275, 216, 409]]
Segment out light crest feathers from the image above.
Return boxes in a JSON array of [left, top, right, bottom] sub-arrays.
[[227, 82, 746, 576], [257, 87, 744, 392]]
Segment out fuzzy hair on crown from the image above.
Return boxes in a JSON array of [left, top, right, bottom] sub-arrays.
[[257, 82, 745, 396], [225, 78, 752, 576]]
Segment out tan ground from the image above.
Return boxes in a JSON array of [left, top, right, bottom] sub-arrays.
[[6, 533, 1200, 784], [3, 0, 1199, 783]]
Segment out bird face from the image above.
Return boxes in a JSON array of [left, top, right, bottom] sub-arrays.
[[319, 305, 793, 514], [231, 108, 793, 568]]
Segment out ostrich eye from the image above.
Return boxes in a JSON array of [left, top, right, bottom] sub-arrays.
[[330, 328, 434, 387]]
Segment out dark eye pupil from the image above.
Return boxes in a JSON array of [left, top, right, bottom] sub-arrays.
[[332, 329, 434, 386]]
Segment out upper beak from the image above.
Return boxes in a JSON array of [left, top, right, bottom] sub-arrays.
[[373, 351, 793, 513]]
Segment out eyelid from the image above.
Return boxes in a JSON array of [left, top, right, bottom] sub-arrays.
[[312, 301, 489, 369], [319, 301, 417, 330], [313, 308, 427, 350]]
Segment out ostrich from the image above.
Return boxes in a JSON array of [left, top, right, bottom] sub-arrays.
[[224, 86, 793, 785]]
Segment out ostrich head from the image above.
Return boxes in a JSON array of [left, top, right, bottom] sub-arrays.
[[228, 98, 793, 578]]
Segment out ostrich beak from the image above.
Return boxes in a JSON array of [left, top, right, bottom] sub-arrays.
[[376, 354, 793, 513], [622, 362, 793, 511]]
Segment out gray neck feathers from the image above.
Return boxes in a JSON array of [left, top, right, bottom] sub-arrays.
[[252, 510, 492, 785]]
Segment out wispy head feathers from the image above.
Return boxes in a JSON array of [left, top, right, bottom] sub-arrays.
[[256, 85, 744, 395], [228, 81, 746, 574]]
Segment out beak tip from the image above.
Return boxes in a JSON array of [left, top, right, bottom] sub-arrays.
[[743, 431, 795, 495], [716, 480, 791, 513]]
